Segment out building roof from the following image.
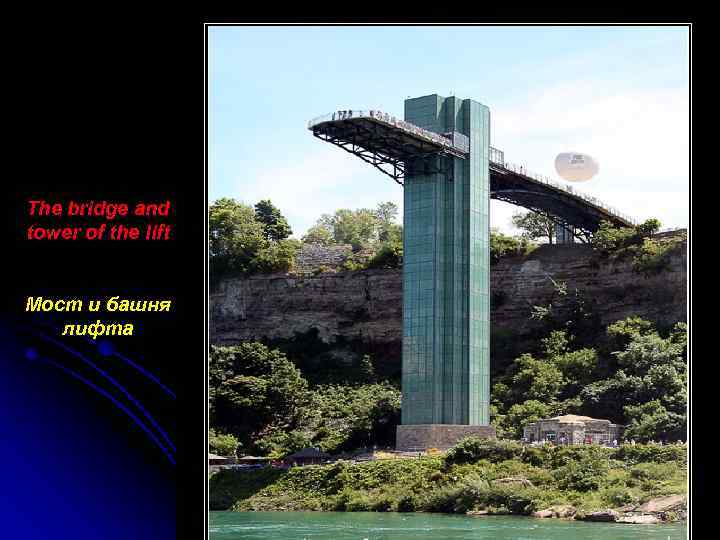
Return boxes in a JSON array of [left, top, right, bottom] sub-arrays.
[[287, 447, 331, 459], [530, 415, 614, 426], [552, 414, 596, 423]]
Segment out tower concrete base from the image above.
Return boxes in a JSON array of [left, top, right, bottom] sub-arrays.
[[396, 424, 496, 452]]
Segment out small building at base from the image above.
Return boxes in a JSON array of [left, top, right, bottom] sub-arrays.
[[523, 415, 623, 445]]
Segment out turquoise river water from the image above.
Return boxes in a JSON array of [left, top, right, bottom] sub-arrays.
[[209, 512, 687, 540]]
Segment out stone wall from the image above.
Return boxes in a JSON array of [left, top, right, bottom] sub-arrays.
[[211, 236, 686, 367], [396, 424, 496, 451], [293, 243, 354, 275], [489, 240, 686, 339]]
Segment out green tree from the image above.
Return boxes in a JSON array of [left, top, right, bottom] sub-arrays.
[[552, 348, 598, 390], [209, 198, 267, 280], [512, 211, 556, 244], [635, 218, 662, 237], [614, 332, 686, 377], [302, 223, 335, 245], [531, 279, 601, 343], [302, 202, 402, 252], [501, 400, 554, 439], [374, 202, 400, 243], [209, 198, 299, 281], [332, 208, 380, 250], [282, 382, 401, 453], [252, 238, 301, 274], [579, 371, 644, 422], [254, 199, 292, 241], [510, 353, 565, 402], [669, 322, 688, 347], [541, 330, 572, 358]]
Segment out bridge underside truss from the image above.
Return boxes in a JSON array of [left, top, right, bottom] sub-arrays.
[[491, 188, 592, 242], [311, 119, 457, 185], [489, 165, 631, 240]]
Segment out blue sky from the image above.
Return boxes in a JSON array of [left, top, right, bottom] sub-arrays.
[[209, 25, 689, 237]]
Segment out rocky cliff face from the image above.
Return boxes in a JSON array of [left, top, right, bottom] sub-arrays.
[[210, 240, 686, 367]]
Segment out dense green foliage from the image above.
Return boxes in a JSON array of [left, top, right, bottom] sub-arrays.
[[209, 313, 685, 458], [210, 439, 686, 514], [632, 235, 687, 274], [210, 342, 400, 458], [591, 218, 661, 254], [257, 382, 401, 456], [209, 198, 299, 282], [491, 317, 687, 442], [366, 240, 403, 269], [209, 343, 309, 455]]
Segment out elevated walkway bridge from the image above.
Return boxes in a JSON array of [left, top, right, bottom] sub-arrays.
[[308, 110, 636, 242]]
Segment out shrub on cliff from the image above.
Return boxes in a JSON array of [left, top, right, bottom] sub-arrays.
[[591, 218, 661, 255], [490, 229, 536, 263], [251, 238, 301, 274], [632, 234, 686, 275], [589, 218, 685, 276], [366, 241, 403, 269]]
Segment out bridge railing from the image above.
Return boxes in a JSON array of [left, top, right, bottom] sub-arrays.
[[308, 110, 468, 156], [495, 158, 637, 226]]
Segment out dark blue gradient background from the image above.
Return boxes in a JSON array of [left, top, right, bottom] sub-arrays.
[[5, 21, 208, 538], [0, 324, 175, 539]]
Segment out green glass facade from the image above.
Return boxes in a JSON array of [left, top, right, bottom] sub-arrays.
[[401, 95, 490, 426]]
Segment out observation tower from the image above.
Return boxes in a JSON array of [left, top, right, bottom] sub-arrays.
[[308, 94, 634, 450]]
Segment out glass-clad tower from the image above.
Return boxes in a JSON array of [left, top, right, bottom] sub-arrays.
[[397, 95, 495, 449]]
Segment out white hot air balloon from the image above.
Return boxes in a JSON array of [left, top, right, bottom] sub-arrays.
[[554, 152, 599, 182]]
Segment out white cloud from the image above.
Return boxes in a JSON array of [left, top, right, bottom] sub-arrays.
[[491, 81, 689, 228]]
